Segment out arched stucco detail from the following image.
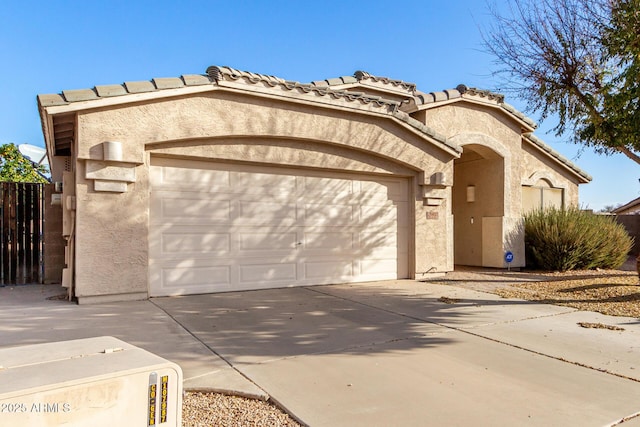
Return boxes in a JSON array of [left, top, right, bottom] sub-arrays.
[[449, 132, 512, 216], [449, 132, 524, 268], [78, 94, 455, 178], [523, 170, 568, 189], [146, 137, 419, 177]]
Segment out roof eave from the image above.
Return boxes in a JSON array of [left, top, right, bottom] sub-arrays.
[[523, 134, 592, 183], [416, 96, 537, 132], [38, 84, 217, 116], [38, 70, 461, 161], [37, 99, 56, 165]]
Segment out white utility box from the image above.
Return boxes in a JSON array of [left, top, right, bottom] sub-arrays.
[[0, 336, 182, 426]]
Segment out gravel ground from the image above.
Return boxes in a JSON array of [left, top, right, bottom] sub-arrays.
[[182, 392, 301, 427], [494, 269, 640, 318]]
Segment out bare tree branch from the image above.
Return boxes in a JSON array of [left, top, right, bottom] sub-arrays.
[[482, 0, 640, 166]]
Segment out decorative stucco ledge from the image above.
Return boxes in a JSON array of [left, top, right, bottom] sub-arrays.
[[82, 141, 141, 193], [85, 160, 138, 193], [419, 171, 452, 206]]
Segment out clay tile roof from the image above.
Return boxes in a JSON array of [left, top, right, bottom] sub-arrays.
[[38, 93, 67, 107], [95, 84, 127, 98], [354, 71, 417, 93], [38, 64, 459, 156], [206, 65, 403, 110], [153, 77, 184, 89], [414, 88, 461, 105], [456, 84, 505, 102], [416, 84, 502, 106], [62, 88, 98, 102], [501, 102, 537, 128], [206, 66, 286, 86], [124, 80, 156, 94], [525, 133, 592, 182], [182, 74, 214, 86], [37, 74, 215, 108], [414, 84, 537, 129], [310, 76, 359, 87], [201, 65, 458, 153]]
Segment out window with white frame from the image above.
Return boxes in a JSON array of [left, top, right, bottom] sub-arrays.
[[522, 179, 564, 213]]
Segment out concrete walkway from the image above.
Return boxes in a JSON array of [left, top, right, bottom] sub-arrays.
[[1, 279, 639, 426]]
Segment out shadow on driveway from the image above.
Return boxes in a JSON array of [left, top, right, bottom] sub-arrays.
[[150, 280, 567, 365]]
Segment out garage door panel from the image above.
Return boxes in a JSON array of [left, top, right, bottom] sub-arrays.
[[161, 231, 231, 255], [150, 226, 232, 260], [361, 179, 407, 200], [302, 260, 354, 280], [238, 201, 297, 222], [160, 198, 231, 221], [358, 259, 398, 278], [303, 232, 355, 251], [360, 204, 397, 226], [303, 204, 355, 225], [161, 265, 232, 288], [149, 256, 235, 295], [359, 231, 397, 249], [149, 159, 410, 296], [233, 171, 297, 192], [302, 177, 355, 196], [359, 248, 399, 261], [238, 231, 298, 252], [150, 191, 234, 222], [239, 263, 297, 284]]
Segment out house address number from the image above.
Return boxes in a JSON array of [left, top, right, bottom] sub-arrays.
[[426, 211, 439, 220]]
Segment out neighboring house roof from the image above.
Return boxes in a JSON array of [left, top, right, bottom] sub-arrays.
[[37, 65, 588, 182], [613, 196, 640, 214]]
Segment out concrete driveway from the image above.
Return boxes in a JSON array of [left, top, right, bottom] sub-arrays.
[[1, 280, 640, 426]]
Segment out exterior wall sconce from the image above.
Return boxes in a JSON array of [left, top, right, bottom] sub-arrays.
[[103, 141, 123, 161], [466, 185, 475, 202]]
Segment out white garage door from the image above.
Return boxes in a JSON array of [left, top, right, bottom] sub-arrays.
[[149, 157, 409, 296]]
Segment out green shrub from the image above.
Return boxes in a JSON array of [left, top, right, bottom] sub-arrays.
[[524, 206, 633, 271]]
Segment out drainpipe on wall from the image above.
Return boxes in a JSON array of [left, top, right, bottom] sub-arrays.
[[61, 171, 76, 300], [67, 208, 76, 301]]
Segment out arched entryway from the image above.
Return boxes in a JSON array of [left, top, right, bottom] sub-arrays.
[[452, 143, 505, 267]]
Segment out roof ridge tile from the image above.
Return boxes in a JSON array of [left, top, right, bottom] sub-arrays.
[[354, 70, 417, 92], [94, 84, 127, 98], [124, 80, 155, 94], [62, 88, 98, 103]]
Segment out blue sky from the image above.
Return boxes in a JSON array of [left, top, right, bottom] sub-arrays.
[[1, 0, 637, 210]]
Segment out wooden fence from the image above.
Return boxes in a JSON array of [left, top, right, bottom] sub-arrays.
[[616, 214, 640, 256], [0, 182, 45, 285]]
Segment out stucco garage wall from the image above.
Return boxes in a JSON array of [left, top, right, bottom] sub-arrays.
[[72, 91, 455, 301], [74, 161, 150, 301]]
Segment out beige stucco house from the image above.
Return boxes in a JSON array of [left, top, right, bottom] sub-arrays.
[[38, 66, 591, 304]]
